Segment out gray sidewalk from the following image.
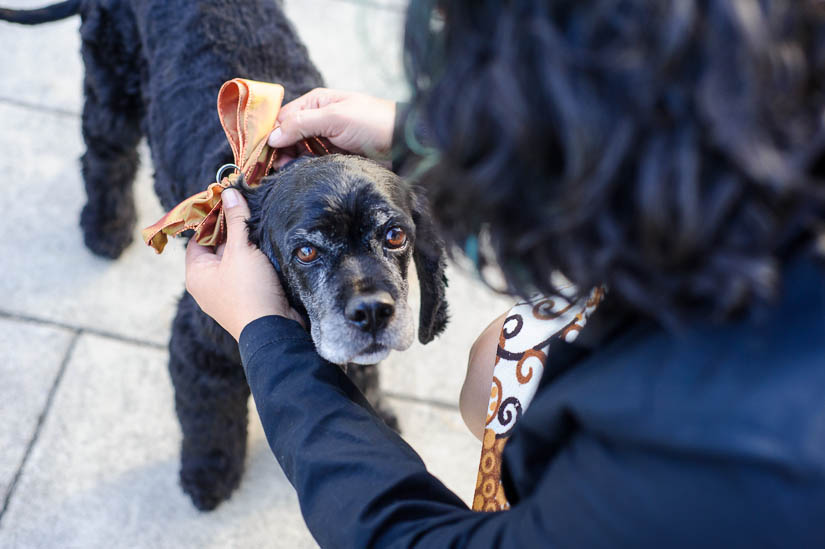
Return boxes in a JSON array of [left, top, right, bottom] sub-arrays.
[[0, 1, 512, 547]]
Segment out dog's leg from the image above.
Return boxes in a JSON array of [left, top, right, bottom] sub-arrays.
[[77, 11, 144, 258], [168, 292, 250, 511], [79, 83, 143, 258], [347, 364, 400, 432]]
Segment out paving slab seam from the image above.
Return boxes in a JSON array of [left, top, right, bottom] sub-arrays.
[[0, 332, 80, 530], [0, 310, 165, 350], [0, 96, 80, 119], [385, 391, 459, 411]]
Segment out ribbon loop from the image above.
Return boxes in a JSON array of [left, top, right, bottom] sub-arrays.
[[142, 78, 285, 253], [217, 79, 283, 187]]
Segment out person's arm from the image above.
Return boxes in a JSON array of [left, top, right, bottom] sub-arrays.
[[240, 315, 527, 548], [460, 312, 507, 440], [241, 315, 825, 548], [391, 101, 412, 173]]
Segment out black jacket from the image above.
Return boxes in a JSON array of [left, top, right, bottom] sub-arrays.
[[239, 256, 825, 548]]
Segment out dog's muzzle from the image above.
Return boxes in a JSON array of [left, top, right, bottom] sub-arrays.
[[312, 286, 414, 365]]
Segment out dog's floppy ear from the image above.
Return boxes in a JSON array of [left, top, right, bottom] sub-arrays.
[[236, 180, 280, 272], [236, 177, 309, 325], [411, 188, 448, 344]]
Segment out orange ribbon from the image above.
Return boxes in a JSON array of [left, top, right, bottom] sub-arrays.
[[142, 78, 328, 254]]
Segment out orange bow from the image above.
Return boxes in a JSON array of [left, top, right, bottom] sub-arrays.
[[142, 78, 328, 253]]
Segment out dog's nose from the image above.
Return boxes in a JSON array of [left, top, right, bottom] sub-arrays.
[[345, 291, 395, 334]]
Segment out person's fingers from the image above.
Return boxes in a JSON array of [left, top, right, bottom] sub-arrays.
[[268, 107, 341, 149], [185, 238, 213, 264], [185, 239, 216, 297], [275, 145, 298, 168], [221, 188, 252, 253], [276, 87, 339, 122]]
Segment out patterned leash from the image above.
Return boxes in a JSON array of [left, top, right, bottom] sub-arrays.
[[472, 287, 604, 511]]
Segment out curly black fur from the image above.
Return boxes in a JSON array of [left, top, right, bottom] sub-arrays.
[[74, 0, 332, 512], [402, 0, 825, 323], [2, 0, 410, 511]]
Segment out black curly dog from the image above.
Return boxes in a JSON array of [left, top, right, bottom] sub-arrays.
[[1, 0, 448, 511]]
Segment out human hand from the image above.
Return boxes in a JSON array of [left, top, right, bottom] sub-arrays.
[[268, 88, 395, 164], [185, 188, 304, 342]]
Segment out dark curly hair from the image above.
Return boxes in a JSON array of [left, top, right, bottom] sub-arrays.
[[401, 0, 825, 322]]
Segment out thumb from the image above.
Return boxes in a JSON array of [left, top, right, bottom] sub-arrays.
[[221, 188, 251, 251], [268, 107, 339, 148]]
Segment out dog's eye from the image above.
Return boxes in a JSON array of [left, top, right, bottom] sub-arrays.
[[385, 227, 407, 249], [295, 245, 319, 263]]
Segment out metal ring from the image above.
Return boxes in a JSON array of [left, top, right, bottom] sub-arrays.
[[216, 163, 240, 184]]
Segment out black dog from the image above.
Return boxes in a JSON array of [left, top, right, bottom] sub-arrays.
[[243, 155, 447, 366], [1, 0, 447, 511]]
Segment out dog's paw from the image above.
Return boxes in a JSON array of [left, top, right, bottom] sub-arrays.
[[80, 202, 136, 259], [180, 449, 243, 511]]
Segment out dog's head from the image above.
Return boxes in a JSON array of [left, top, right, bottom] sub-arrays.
[[241, 154, 448, 365]]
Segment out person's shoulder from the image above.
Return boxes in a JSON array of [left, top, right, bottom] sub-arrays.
[[536, 255, 825, 471]]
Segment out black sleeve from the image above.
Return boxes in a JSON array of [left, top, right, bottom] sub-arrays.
[[238, 316, 541, 548], [239, 315, 822, 549], [391, 101, 412, 174]]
